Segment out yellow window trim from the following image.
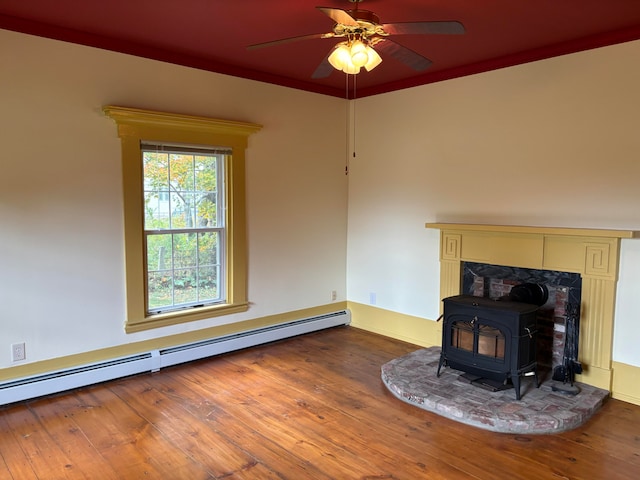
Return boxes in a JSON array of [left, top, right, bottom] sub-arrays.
[[103, 106, 262, 333]]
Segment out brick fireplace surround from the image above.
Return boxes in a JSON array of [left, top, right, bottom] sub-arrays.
[[425, 223, 639, 392]]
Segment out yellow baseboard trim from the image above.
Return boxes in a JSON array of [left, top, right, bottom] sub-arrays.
[[611, 361, 640, 406], [575, 365, 612, 392], [347, 301, 439, 348], [0, 302, 347, 382]]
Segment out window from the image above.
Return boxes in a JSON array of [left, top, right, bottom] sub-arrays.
[[103, 106, 261, 332], [143, 143, 228, 314]]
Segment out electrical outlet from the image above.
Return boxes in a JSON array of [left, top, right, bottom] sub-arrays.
[[11, 343, 26, 362], [369, 292, 377, 305], [331, 290, 337, 301]]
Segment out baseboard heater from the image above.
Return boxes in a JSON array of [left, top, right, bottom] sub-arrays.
[[0, 310, 350, 406]]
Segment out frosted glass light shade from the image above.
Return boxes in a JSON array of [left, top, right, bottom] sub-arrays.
[[350, 40, 369, 67], [364, 46, 382, 71], [328, 43, 351, 70], [342, 62, 361, 75]]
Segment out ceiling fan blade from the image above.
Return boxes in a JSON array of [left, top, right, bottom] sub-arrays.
[[247, 32, 329, 50], [382, 21, 465, 36], [311, 54, 334, 79], [374, 39, 432, 71], [316, 6, 359, 26]]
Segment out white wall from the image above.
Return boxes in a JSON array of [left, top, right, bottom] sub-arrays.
[[0, 29, 348, 368], [614, 240, 640, 366], [2, 28, 638, 373], [347, 40, 640, 366]]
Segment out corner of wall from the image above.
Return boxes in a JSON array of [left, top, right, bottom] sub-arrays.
[[611, 361, 640, 406], [347, 301, 439, 348]]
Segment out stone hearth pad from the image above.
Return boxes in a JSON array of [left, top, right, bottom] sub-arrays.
[[381, 347, 609, 434]]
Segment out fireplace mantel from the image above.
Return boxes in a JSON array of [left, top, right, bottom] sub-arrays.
[[425, 223, 639, 391], [426, 223, 638, 239]]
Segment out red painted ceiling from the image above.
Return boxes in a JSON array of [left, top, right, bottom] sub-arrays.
[[2, 0, 640, 98]]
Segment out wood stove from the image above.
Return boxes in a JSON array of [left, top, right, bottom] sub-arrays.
[[437, 295, 540, 400]]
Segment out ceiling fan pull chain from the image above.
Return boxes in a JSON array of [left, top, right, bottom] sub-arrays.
[[353, 73, 357, 161], [345, 73, 350, 175]]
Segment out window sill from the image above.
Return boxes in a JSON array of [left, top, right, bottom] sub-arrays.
[[125, 302, 250, 333]]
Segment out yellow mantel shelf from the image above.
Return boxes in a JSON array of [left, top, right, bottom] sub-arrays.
[[425, 223, 639, 239]]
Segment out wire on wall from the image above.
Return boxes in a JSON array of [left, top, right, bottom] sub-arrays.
[[344, 74, 358, 175]]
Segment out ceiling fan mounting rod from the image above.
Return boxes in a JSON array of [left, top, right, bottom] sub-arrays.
[[346, 9, 380, 25]]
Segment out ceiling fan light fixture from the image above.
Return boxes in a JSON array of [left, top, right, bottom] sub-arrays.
[[342, 60, 361, 75], [328, 43, 351, 69], [349, 40, 369, 67], [363, 45, 382, 72], [328, 40, 381, 75], [328, 42, 361, 74]]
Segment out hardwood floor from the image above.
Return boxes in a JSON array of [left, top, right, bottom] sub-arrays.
[[1, 326, 639, 479]]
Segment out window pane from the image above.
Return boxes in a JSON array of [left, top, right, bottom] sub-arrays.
[[147, 234, 172, 273], [148, 271, 173, 310], [173, 233, 197, 269], [170, 192, 197, 228], [197, 231, 219, 266], [197, 265, 219, 301], [195, 155, 217, 190], [147, 234, 173, 310], [144, 152, 169, 185], [197, 194, 216, 228], [195, 155, 218, 227], [144, 191, 171, 229], [174, 268, 198, 304], [170, 154, 195, 191], [143, 152, 170, 230]]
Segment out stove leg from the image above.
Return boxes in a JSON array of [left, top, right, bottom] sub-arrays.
[[436, 355, 445, 377], [512, 373, 522, 400]]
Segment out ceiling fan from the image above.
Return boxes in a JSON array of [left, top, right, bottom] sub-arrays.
[[247, 0, 465, 78]]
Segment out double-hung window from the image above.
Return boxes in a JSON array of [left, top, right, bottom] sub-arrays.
[[104, 106, 261, 332], [142, 143, 228, 314]]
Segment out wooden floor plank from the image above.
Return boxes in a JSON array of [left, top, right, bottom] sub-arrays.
[[0, 403, 87, 479], [0, 412, 39, 479], [108, 375, 274, 478], [1, 325, 639, 480], [25, 396, 121, 480], [165, 357, 403, 478], [194, 353, 476, 478], [50, 387, 214, 479], [153, 368, 339, 480], [212, 335, 533, 478], [561, 401, 640, 466], [214, 338, 564, 480]]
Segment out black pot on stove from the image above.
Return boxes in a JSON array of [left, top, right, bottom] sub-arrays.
[[507, 282, 549, 306]]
